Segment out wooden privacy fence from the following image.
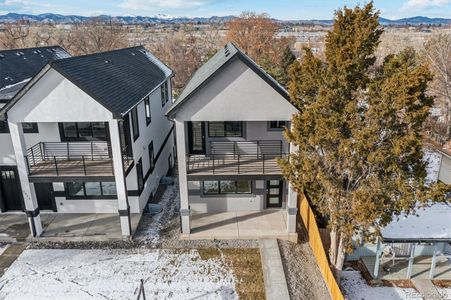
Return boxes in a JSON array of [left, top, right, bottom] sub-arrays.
[[299, 193, 345, 300]]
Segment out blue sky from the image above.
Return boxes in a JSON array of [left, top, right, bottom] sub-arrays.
[[0, 0, 450, 19]]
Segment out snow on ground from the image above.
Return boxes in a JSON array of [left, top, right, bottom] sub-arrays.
[[424, 149, 442, 184], [0, 249, 237, 300], [341, 271, 419, 300], [134, 178, 180, 246], [437, 287, 451, 299]]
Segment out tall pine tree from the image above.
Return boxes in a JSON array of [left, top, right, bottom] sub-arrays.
[[280, 2, 448, 279], [276, 46, 297, 87]]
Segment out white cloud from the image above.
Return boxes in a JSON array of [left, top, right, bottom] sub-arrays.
[[400, 0, 451, 11], [119, 0, 212, 10], [0, 0, 90, 15]]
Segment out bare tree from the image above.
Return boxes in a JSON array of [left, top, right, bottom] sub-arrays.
[[225, 12, 292, 73], [69, 18, 129, 55], [422, 33, 451, 143], [0, 20, 31, 49]]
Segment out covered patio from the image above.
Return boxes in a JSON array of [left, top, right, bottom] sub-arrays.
[[181, 209, 297, 241], [0, 213, 142, 242], [364, 204, 451, 280]]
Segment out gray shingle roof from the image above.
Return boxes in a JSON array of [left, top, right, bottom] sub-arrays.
[[0, 46, 70, 101], [50, 46, 172, 117], [167, 42, 289, 116]]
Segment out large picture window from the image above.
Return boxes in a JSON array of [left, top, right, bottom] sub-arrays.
[[59, 122, 107, 141], [65, 181, 117, 199], [131, 107, 139, 141], [0, 122, 38, 134], [208, 122, 243, 137], [203, 180, 252, 195]]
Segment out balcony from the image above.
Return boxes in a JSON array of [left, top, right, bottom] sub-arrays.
[[25, 142, 133, 179], [187, 140, 287, 177]]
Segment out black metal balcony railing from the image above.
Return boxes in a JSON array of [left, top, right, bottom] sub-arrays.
[[187, 140, 287, 175], [25, 142, 132, 177]]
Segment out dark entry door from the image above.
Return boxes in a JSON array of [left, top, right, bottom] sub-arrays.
[[266, 180, 283, 208], [188, 122, 206, 154], [0, 167, 23, 211], [35, 183, 56, 211]]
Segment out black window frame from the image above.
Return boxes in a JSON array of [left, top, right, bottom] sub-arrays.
[[161, 81, 169, 106], [58, 122, 108, 141], [0, 121, 9, 134], [144, 96, 151, 126], [136, 158, 144, 194], [22, 123, 39, 133], [208, 122, 243, 137], [148, 141, 155, 173], [202, 180, 252, 195], [131, 107, 140, 141], [64, 181, 117, 199], [268, 121, 287, 131]]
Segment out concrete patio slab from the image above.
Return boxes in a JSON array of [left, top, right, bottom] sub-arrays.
[[183, 210, 297, 241], [0, 214, 29, 242], [412, 279, 445, 300]]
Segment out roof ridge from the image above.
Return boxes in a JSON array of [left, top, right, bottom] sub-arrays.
[[52, 46, 145, 63], [0, 45, 66, 53]]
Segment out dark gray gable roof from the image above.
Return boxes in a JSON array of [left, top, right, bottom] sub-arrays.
[[50, 46, 172, 117], [167, 42, 290, 116], [0, 46, 70, 101]]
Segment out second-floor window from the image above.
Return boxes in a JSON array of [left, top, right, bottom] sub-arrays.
[[161, 81, 169, 106], [268, 121, 287, 131], [0, 121, 38, 134], [59, 122, 107, 141], [144, 96, 151, 125], [208, 122, 243, 137], [131, 107, 139, 141]]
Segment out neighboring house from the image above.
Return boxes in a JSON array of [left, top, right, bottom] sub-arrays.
[[438, 149, 451, 185], [167, 43, 299, 239], [0, 46, 175, 238]]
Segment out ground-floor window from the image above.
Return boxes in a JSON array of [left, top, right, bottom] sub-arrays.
[[202, 180, 252, 195], [65, 181, 117, 199]]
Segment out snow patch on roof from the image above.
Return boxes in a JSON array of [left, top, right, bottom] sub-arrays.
[[381, 203, 451, 240], [0, 78, 31, 100]]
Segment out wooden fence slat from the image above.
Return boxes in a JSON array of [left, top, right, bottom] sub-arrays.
[[299, 193, 345, 300]]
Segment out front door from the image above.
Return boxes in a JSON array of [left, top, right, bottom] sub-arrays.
[[0, 167, 23, 211], [35, 183, 56, 211], [266, 180, 283, 208], [188, 122, 206, 154]]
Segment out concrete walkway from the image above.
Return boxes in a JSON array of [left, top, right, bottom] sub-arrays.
[[411, 279, 445, 300], [259, 239, 290, 300], [0, 242, 28, 277], [184, 210, 297, 241]]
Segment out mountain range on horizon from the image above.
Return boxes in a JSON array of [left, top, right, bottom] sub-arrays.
[[0, 12, 450, 25]]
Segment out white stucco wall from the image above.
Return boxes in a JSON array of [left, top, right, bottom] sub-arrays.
[[174, 59, 298, 122], [438, 153, 451, 184]]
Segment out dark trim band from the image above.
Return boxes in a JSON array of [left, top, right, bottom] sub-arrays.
[[118, 208, 130, 216], [26, 208, 40, 217]]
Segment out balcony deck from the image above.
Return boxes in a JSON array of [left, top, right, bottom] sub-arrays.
[[187, 154, 284, 176], [26, 142, 133, 180], [27, 158, 134, 179]]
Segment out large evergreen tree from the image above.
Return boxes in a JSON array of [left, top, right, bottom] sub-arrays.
[[275, 46, 297, 87], [280, 2, 448, 279]]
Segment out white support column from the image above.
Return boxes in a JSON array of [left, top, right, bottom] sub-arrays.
[[407, 243, 416, 279], [373, 237, 382, 279], [286, 122, 298, 234], [429, 242, 439, 279], [175, 119, 190, 234], [109, 120, 131, 237], [9, 121, 43, 237]]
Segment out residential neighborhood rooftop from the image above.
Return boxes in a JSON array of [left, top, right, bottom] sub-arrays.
[[381, 203, 451, 242], [0, 46, 71, 100]]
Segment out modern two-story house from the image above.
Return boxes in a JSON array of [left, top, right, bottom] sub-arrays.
[[0, 46, 175, 238], [167, 43, 299, 240]]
